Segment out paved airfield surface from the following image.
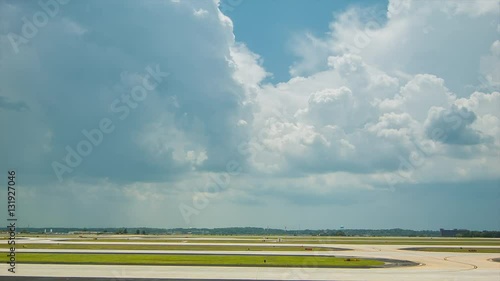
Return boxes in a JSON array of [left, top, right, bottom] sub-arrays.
[[1, 238, 499, 280]]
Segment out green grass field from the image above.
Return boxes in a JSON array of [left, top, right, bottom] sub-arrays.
[[0, 243, 344, 252], [403, 247, 500, 253], [8, 253, 384, 268]]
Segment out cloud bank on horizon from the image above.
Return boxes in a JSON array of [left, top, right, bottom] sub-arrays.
[[0, 0, 498, 230]]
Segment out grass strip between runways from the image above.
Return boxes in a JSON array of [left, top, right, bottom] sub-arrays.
[[10, 253, 384, 268], [403, 247, 500, 253], [0, 243, 344, 251]]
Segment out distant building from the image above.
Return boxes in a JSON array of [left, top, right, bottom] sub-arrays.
[[68, 231, 100, 235]]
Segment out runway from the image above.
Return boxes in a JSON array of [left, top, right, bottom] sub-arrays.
[[1, 238, 499, 280]]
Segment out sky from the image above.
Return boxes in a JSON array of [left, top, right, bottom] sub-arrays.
[[0, 0, 499, 230]]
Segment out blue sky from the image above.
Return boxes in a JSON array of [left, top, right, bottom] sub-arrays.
[[0, 0, 499, 230], [223, 0, 386, 82]]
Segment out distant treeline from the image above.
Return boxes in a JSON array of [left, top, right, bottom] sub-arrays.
[[10, 227, 500, 237], [454, 230, 500, 238], [440, 228, 500, 238]]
